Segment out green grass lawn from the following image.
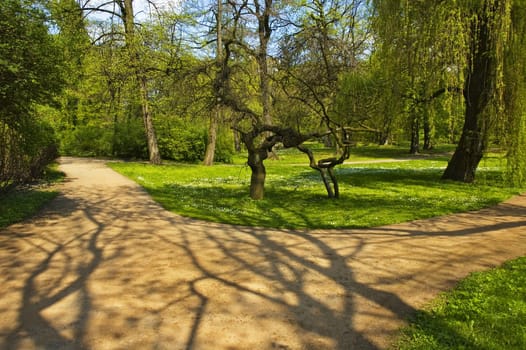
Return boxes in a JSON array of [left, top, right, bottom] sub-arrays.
[[111, 147, 525, 348], [109, 146, 521, 229], [394, 256, 526, 350], [0, 164, 64, 228], [231, 143, 457, 165]]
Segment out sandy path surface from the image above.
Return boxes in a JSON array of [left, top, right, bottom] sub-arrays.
[[1, 157, 525, 350]]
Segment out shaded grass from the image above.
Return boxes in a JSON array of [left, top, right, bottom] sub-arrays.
[[0, 164, 65, 228], [109, 154, 522, 229], [393, 257, 526, 350]]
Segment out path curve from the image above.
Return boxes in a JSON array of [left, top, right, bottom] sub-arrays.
[[1, 157, 525, 350]]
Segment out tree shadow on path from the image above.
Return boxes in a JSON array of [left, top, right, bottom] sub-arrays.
[[1, 190, 122, 350], [0, 158, 524, 350]]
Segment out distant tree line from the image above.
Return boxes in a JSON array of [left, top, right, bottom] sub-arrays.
[[1, 0, 525, 198]]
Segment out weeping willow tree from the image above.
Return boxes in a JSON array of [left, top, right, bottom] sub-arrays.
[[372, 0, 467, 153], [441, 1, 510, 182], [374, 0, 525, 184], [503, 2, 526, 186]]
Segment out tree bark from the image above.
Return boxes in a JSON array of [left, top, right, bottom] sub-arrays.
[[442, 4, 495, 182], [139, 76, 161, 164], [423, 117, 432, 150], [409, 108, 420, 154], [255, 0, 278, 159], [442, 130, 484, 182], [298, 144, 349, 199], [319, 169, 334, 198], [255, 0, 272, 125], [203, 108, 218, 165], [246, 0, 274, 198], [327, 167, 339, 198], [122, 0, 161, 164], [233, 128, 241, 152], [203, 0, 223, 166], [247, 148, 268, 200]]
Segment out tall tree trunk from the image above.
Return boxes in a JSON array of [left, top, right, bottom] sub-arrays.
[[244, 0, 273, 199], [423, 128, 432, 150], [379, 113, 393, 145], [423, 111, 432, 150], [257, 4, 271, 126], [442, 4, 495, 182], [256, 0, 279, 160], [203, 108, 218, 165], [204, 0, 223, 166], [122, 0, 161, 164], [139, 76, 161, 164], [409, 107, 420, 154]]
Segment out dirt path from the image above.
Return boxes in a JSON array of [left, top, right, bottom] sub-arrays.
[[1, 157, 525, 350]]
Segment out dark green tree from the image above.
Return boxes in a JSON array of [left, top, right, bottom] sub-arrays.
[[0, 0, 64, 189]]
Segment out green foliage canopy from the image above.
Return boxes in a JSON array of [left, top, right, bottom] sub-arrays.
[[0, 0, 64, 189], [0, 0, 64, 124]]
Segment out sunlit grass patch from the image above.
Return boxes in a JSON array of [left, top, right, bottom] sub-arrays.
[[394, 257, 526, 350], [108, 154, 522, 229]]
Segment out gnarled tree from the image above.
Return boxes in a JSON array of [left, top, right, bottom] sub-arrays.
[[217, 0, 361, 199]]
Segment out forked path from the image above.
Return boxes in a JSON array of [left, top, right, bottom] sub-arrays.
[[1, 157, 525, 350]]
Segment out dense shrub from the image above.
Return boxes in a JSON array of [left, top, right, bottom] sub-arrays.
[[211, 128, 235, 164], [27, 122, 60, 179], [157, 119, 235, 163], [0, 120, 59, 191], [157, 120, 206, 162], [60, 124, 113, 157], [60, 119, 148, 159], [0, 0, 63, 191], [112, 119, 148, 159], [59, 117, 235, 163]]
